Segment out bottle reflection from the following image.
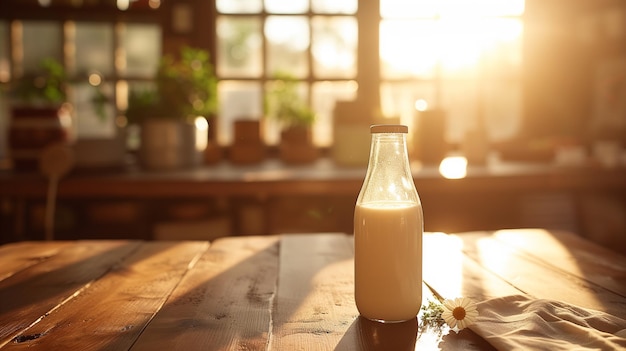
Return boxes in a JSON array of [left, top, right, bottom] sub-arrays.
[[357, 316, 418, 351]]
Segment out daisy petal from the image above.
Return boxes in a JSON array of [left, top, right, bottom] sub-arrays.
[[444, 316, 457, 328], [460, 298, 471, 308], [457, 319, 466, 330], [465, 305, 478, 313], [443, 299, 456, 310]]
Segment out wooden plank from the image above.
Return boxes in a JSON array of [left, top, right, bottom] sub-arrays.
[[130, 236, 279, 351], [0, 241, 140, 347], [423, 233, 522, 302], [269, 233, 357, 350], [481, 229, 626, 296], [455, 231, 626, 319], [2, 241, 208, 351], [0, 241, 72, 282]]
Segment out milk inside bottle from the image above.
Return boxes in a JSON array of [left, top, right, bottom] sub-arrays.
[[354, 124, 423, 323]]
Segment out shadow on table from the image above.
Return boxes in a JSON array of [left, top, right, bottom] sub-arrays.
[[334, 315, 496, 351], [335, 317, 418, 350]]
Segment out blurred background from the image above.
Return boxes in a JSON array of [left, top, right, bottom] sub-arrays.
[[0, 0, 624, 252]]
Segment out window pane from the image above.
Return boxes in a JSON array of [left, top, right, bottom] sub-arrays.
[[312, 16, 357, 79], [380, 19, 438, 79], [381, 18, 522, 80], [381, 0, 525, 18], [481, 19, 523, 78], [381, 0, 438, 18], [440, 81, 479, 142], [265, 16, 309, 78], [0, 21, 9, 82], [263, 79, 310, 144], [217, 0, 262, 13], [483, 80, 521, 141], [120, 23, 161, 78], [387, 80, 521, 147], [265, 0, 308, 14], [72, 82, 116, 138], [217, 16, 263, 78], [22, 21, 63, 75], [312, 0, 357, 14], [217, 80, 263, 145], [439, 0, 525, 17], [73, 22, 114, 76], [312, 80, 358, 146], [439, 18, 522, 79], [437, 18, 482, 79], [381, 81, 437, 130]]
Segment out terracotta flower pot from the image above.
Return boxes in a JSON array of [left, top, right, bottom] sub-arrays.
[[279, 126, 318, 164], [229, 119, 266, 164]]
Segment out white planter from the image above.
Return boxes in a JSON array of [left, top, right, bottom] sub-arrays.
[[139, 119, 204, 170]]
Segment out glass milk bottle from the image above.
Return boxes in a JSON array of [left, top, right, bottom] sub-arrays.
[[354, 124, 423, 323]]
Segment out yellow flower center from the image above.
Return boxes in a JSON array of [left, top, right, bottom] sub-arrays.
[[452, 306, 466, 320]]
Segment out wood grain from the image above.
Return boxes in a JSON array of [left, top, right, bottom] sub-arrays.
[[269, 233, 357, 350], [0, 241, 71, 282], [1, 230, 621, 350], [484, 229, 626, 296], [0, 241, 140, 347], [423, 233, 522, 302], [455, 231, 626, 318], [130, 236, 279, 351], [3, 241, 208, 351]]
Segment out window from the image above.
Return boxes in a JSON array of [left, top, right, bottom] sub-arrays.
[[0, 2, 162, 153], [380, 0, 525, 143], [215, 0, 359, 146], [0, 0, 526, 160], [215, 0, 525, 147]]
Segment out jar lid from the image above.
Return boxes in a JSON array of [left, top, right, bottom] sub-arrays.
[[370, 124, 408, 134]]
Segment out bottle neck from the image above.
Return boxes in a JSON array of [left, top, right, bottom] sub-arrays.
[[358, 132, 418, 205], [368, 133, 410, 171]]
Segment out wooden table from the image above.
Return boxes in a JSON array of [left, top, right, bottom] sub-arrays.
[[1, 229, 625, 350]]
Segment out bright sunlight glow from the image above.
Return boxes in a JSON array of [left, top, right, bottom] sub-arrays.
[[380, 1, 524, 78], [439, 156, 468, 179], [195, 116, 209, 151], [414, 99, 428, 112], [381, 0, 525, 19]]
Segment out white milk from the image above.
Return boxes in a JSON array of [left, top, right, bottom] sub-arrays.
[[354, 201, 422, 322]]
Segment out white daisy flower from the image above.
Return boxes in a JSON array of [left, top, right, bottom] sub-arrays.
[[441, 297, 479, 330]]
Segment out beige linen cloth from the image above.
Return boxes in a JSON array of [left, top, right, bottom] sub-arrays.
[[470, 295, 626, 350]]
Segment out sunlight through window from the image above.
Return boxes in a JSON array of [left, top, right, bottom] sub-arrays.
[[380, 0, 525, 142]]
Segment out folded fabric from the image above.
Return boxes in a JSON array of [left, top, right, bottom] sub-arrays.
[[470, 295, 626, 351]]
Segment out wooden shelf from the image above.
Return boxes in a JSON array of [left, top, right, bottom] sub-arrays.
[[2, 158, 625, 199], [1, 158, 625, 248]]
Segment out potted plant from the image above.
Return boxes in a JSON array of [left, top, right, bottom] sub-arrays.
[[264, 72, 318, 164], [6, 58, 73, 171], [125, 46, 219, 170]]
